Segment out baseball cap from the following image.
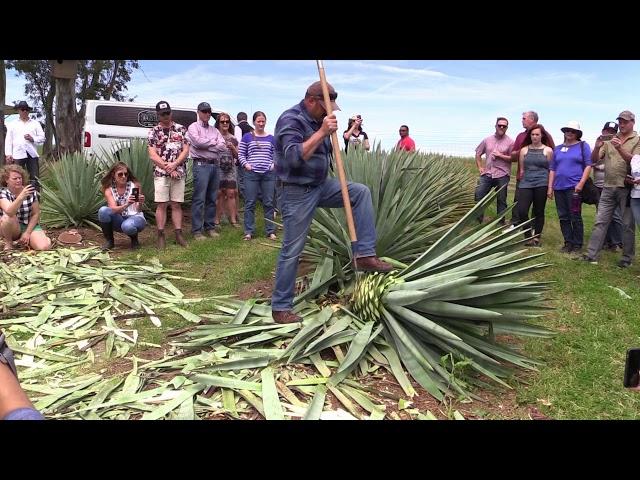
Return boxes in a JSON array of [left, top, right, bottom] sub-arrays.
[[306, 81, 340, 112], [155, 101, 171, 113], [602, 121, 618, 133], [198, 102, 211, 112], [617, 110, 635, 122]]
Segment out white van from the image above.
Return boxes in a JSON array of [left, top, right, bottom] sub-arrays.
[[82, 100, 223, 158]]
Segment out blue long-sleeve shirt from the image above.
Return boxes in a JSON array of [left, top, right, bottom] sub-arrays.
[[274, 100, 332, 186]]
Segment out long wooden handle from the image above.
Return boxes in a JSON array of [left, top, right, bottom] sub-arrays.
[[316, 60, 357, 243]]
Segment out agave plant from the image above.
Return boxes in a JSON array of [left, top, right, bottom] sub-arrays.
[[304, 145, 476, 288], [39, 152, 104, 228], [172, 190, 554, 403], [98, 139, 194, 220]]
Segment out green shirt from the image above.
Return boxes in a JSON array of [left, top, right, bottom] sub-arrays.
[[600, 131, 640, 188]]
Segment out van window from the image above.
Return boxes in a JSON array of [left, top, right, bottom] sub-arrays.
[[95, 105, 199, 129]]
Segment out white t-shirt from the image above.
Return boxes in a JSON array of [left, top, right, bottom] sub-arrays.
[[630, 154, 640, 199]]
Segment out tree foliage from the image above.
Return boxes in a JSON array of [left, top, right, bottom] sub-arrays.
[[6, 60, 139, 157]]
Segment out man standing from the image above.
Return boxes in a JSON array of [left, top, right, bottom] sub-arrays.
[[235, 112, 254, 199], [271, 81, 393, 324], [510, 111, 555, 225], [474, 117, 514, 224], [581, 111, 640, 267], [396, 125, 416, 152], [187, 102, 227, 241], [147, 101, 190, 249], [592, 121, 623, 251], [4, 101, 45, 190]]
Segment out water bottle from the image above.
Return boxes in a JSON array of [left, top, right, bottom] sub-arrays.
[[570, 191, 582, 215]]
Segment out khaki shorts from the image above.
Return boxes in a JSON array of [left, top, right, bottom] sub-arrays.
[[154, 176, 185, 203]]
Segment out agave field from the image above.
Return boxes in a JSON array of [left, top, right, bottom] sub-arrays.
[[1, 145, 556, 419]]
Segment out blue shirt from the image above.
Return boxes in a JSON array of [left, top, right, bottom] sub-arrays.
[[274, 100, 332, 186], [550, 141, 592, 190]]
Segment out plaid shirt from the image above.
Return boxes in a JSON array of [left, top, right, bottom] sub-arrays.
[[0, 188, 37, 225], [147, 122, 189, 178]]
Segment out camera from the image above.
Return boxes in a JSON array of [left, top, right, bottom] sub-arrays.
[[600, 134, 614, 141], [623, 348, 640, 388]]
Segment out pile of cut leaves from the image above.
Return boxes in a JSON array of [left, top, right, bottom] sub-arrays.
[[1, 248, 405, 420]]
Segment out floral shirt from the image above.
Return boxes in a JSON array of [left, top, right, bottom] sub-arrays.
[[147, 122, 189, 178]]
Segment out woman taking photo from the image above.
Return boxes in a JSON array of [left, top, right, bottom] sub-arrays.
[[214, 112, 240, 228], [98, 162, 146, 250], [548, 121, 592, 253], [238, 111, 276, 241], [343, 114, 370, 152], [517, 124, 554, 246], [0, 165, 51, 251]]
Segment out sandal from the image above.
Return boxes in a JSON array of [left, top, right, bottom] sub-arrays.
[[243, 234, 252, 241], [268, 233, 277, 241]]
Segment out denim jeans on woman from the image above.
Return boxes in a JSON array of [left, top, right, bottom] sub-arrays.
[[554, 188, 584, 248], [98, 206, 146, 235], [243, 169, 276, 236], [271, 179, 377, 311]]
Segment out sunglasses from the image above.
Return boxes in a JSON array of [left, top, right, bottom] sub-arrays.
[[219, 120, 230, 124], [497, 124, 508, 129], [18, 108, 28, 112], [200, 110, 212, 114], [312, 92, 338, 101], [159, 111, 171, 116], [116, 172, 128, 178]]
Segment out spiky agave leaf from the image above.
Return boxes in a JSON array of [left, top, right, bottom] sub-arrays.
[[303, 145, 476, 283]]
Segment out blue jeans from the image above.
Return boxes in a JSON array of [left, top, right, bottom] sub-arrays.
[[243, 169, 276, 236], [98, 206, 146, 235], [191, 161, 219, 234], [271, 179, 377, 311], [474, 175, 509, 223], [630, 198, 640, 230], [554, 189, 584, 248]]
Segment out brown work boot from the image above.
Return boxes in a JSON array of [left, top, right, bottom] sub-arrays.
[[157, 230, 166, 250], [353, 256, 394, 273], [272, 310, 302, 324], [175, 229, 187, 247]]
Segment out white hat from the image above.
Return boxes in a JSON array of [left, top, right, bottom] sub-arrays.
[[561, 120, 582, 136]]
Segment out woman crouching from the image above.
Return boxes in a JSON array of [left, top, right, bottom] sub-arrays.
[[0, 165, 51, 251], [99, 162, 146, 250]]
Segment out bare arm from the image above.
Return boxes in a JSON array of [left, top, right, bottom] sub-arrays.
[[475, 152, 485, 174], [575, 166, 592, 192], [0, 361, 36, 419], [104, 188, 129, 213], [518, 147, 526, 178], [0, 186, 34, 217], [363, 138, 370, 151]]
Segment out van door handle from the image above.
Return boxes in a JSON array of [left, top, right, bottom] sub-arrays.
[[98, 134, 107, 138]]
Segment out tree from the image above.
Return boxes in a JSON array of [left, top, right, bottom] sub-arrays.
[[7, 60, 139, 157]]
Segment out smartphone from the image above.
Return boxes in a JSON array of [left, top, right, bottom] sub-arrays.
[[623, 348, 640, 388], [132, 187, 139, 201], [600, 134, 614, 141]]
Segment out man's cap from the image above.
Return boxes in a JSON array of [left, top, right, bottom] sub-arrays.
[[198, 102, 211, 112], [15, 100, 32, 111], [617, 110, 635, 122], [306, 81, 340, 112], [602, 121, 618, 133], [155, 101, 171, 113], [237, 112, 248, 122]]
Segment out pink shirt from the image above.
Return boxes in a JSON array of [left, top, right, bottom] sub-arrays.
[[186, 121, 227, 161], [397, 136, 416, 151], [475, 133, 514, 178]]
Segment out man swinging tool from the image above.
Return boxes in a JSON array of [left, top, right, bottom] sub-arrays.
[[271, 79, 393, 324]]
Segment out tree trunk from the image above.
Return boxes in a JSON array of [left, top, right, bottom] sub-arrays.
[[0, 60, 5, 165], [43, 83, 56, 158], [55, 77, 81, 156]]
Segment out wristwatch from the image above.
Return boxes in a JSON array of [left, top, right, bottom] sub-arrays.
[[0, 331, 18, 378]]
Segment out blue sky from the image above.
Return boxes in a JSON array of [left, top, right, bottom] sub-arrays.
[[6, 60, 640, 156]]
